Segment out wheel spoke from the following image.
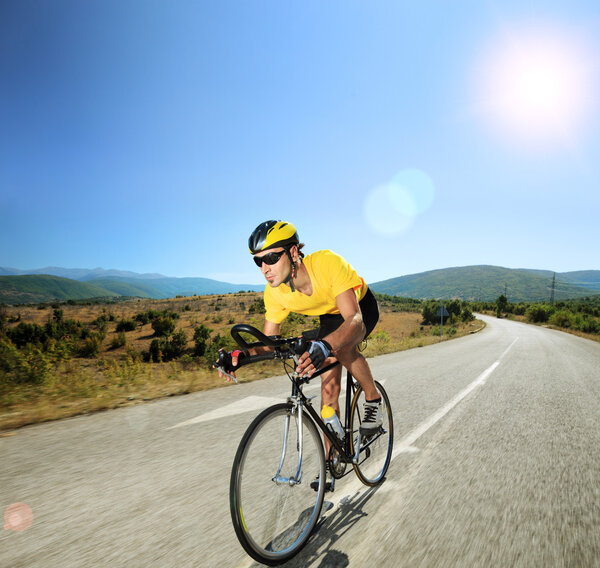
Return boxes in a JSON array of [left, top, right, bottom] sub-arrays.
[[230, 404, 325, 564]]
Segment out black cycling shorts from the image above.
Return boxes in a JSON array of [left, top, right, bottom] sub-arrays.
[[314, 288, 379, 341]]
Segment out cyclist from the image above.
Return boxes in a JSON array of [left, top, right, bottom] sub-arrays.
[[219, 220, 383, 441]]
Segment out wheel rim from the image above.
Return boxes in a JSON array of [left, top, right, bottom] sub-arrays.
[[350, 383, 393, 485], [231, 406, 325, 562]]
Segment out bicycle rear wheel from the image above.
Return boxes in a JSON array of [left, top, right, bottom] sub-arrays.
[[349, 381, 393, 486], [230, 403, 326, 566]]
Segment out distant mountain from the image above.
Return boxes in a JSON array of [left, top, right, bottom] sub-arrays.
[[0, 266, 166, 280], [370, 265, 600, 302], [89, 276, 263, 298], [3, 264, 598, 305], [0, 269, 264, 304], [0, 275, 119, 304]]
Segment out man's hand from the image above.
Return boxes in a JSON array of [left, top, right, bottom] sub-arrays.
[[215, 349, 246, 382], [295, 339, 332, 377]]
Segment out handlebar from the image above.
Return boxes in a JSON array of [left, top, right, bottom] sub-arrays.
[[230, 324, 280, 350], [231, 323, 311, 355], [215, 323, 340, 383]]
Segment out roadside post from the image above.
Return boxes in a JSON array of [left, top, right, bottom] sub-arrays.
[[437, 301, 449, 337]]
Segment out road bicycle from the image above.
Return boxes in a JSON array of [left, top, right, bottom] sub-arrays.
[[215, 324, 394, 566]]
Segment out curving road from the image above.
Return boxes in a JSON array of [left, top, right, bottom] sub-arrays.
[[2, 315, 600, 567]]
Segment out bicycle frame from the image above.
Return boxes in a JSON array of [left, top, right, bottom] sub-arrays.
[[288, 361, 373, 469], [220, 323, 382, 480]]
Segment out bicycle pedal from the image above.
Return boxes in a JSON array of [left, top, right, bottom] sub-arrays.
[[310, 477, 334, 493]]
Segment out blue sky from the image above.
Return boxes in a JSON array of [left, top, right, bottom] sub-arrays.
[[1, 1, 599, 286]]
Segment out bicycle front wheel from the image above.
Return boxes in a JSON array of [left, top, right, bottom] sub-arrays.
[[230, 403, 326, 566], [350, 381, 394, 486]]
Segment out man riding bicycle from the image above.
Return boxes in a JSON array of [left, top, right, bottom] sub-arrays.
[[220, 219, 383, 433]]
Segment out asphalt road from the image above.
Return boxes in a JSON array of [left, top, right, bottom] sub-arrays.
[[2, 315, 600, 567]]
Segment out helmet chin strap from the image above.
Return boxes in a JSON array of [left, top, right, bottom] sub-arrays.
[[284, 248, 297, 292]]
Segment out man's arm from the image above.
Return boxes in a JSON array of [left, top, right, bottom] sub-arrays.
[[323, 289, 366, 355], [296, 288, 365, 376]]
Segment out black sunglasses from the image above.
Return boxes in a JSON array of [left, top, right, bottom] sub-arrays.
[[253, 250, 285, 267]]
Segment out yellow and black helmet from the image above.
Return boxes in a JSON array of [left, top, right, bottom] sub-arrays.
[[248, 220, 299, 254]]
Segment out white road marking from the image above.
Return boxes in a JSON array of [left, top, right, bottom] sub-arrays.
[[393, 337, 518, 456], [166, 396, 282, 429], [321, 338, 519, 522], [232, 342, 517, 566]]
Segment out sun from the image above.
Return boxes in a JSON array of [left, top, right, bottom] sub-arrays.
[[474, 24, 597, 145]]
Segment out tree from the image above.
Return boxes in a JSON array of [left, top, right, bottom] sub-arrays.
[[496, 295, 508, 318], [152, 316, 176, 337], [193, 324, 211, 357]]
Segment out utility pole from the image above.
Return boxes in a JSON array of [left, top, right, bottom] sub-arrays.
[[550, 272, 556, 305]]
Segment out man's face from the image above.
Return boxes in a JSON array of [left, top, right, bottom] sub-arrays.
[[253, 247, 290, 287]]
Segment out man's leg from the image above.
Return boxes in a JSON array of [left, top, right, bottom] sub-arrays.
[[335, 346, 379, 401], [336, 346, 382, 435], [320, 363, 342, 454]]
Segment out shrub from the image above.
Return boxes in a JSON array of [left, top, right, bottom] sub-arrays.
[[7, 322, 47, 348], [248, 299, 266, 314], [461, 307, 474, 322], [147, 329, 188, 362], [110, 332, 127, 350], [116, 319, 136, 332], [79, 334, 102, 358], [152, 316, 176, 337], [525, 305, 552, 323], [0, 338, 50, 385], [421, 301, 447, 326], [134, 312, 151, 325], [549, 310, 574, 329], [577, 316, 599, 334], [193, 324, 211, 357], [169, 329, 187, 358]]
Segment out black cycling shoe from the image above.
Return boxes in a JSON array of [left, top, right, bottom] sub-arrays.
[[310, 465, 334, 492]]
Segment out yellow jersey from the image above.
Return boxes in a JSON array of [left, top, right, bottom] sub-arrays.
[[264, 249, 368, 324]]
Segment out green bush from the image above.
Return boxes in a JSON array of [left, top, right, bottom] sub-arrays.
[[577, 315, 598, 334], [110, 332, 127, 350], [461, 307, 474, 322], [525, 305, 552, 323], [152, 316, 176, 337], [147, 329, 188, 362], [193, 324, 211, 357], [549, 310, 574, 328], [79, 334, 102, 358], [248, 299, 266, 314], [116, 319, 136, 332], [7, 322, 47, 348], [0, 338, 50, 385]]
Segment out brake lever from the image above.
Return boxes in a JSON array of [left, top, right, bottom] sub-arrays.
[[213, 365, 239, 384]]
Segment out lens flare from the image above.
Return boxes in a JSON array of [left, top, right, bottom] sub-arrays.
[[364, 169, 435, 236], [4, 503, 33, 532]]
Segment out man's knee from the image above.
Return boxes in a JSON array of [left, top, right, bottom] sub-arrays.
[[335, 344, 361, 366]]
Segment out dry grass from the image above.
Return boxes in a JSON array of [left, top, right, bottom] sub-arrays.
[[1, 294, 484, 431]]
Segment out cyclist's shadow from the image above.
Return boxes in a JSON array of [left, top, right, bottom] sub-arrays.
[[271, 483, 383, 567]]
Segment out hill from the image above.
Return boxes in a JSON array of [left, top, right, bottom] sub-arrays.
[[89, 276, 264, 298], [0, 275, 119, 304], [370, 266, 600, 302], [0, 266, 166, 280], [0, 273, 264, 304]]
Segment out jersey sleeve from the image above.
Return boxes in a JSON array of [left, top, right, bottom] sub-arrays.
[[263, 285, 290, 324], [317, 250, 364, 299]]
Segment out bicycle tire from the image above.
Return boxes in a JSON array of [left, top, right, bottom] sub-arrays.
[[230, 403, 326, 566], [349, 381, 393, 486]]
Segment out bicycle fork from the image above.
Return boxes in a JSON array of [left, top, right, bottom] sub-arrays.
[[272, 396, 305, 487]]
